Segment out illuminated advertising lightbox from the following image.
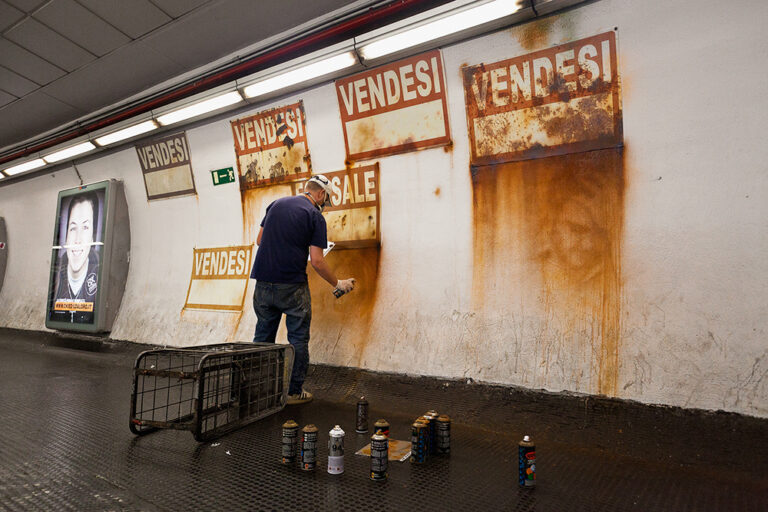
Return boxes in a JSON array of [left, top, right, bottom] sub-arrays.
[[46, 180, 130, 333]]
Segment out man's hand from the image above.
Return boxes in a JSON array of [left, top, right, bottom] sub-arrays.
[[335, 278, 355, 293], [333, 278, 355, 298]]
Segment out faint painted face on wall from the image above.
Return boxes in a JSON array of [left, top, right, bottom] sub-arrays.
[[66, 199, 94, 277]]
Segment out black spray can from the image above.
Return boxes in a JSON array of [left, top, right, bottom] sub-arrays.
[[370, 431, 389, 481], [356, 397, 369, 433], [281, 419, 299, 465], [426, 411, 440, 454], [436, 414, 451, 455], [410, 420, 429, 464], [300, 424, 318, 471], [518, 435, 536, 487], [373, 418, 390, 438]]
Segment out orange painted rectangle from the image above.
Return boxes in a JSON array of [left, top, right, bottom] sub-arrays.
[[336, 50, 451, 160], [463, 31, 622, 165], [184, 245, 253, 311], [231, 101, 311, 189]]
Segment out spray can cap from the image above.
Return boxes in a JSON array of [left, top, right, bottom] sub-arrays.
[[523, 435, 531, 442], [330, 425, 345, 436]]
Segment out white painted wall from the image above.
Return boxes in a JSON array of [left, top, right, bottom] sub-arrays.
[[0, 0, 765, 417]]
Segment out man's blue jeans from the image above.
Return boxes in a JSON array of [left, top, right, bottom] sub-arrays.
[[252, 281, 311, 395]]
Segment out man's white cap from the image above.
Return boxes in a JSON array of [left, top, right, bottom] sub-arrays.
[[306, 174, 333, 207]]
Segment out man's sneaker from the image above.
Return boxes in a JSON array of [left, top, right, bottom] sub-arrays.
[[286, 389, 313, 405]]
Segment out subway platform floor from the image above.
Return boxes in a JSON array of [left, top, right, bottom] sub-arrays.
[[0, 328, 766, 511]]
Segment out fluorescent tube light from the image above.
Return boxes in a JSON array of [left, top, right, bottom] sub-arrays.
[[95, 120, 158, 146], [3, 158, 46, 176], [360, 0, 523, 60], [43, 142, 96, 163], [156, 91, 243, 126], [243, 52, 357, 99]]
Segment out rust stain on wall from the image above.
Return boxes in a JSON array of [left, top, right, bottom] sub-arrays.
[[471, 148, 625, 396], [307, 247, 380, 368], [517, 16, 555, 51]]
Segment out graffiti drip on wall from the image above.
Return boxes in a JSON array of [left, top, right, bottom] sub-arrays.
[[464, 31, 624, 396]]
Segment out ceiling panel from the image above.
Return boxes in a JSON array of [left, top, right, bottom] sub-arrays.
[[4, 18, 95, 72], [35, 0, 131, 57], [150, 0, 211, 18], [145, 0, 355, 69], [0, 65, 37, 96], [77, 0, 171, 39], [3, 0, 45, 13], [0, 39, 65, 84], [42, 40, 185, 112], [0, 91, 81, 147], [0, 1, 25, 31], [0, 90, 14, 108]]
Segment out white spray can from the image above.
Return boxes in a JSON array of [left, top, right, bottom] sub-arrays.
[[327, 425, 345, 474]]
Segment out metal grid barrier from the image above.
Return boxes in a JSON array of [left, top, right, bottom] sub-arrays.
[[129, 342, 294, 441]]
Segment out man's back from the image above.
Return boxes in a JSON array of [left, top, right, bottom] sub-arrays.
[[251, 195, 327, 284]]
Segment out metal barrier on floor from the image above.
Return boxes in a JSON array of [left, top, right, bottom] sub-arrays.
[[129, 342, 294, 441]]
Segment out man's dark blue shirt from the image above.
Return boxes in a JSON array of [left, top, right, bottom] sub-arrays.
[[250, 195, 327, 283]]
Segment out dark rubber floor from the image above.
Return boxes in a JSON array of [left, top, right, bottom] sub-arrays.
[[0, 328, 766, 511]]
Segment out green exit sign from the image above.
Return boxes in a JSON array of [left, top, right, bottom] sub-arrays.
[[211, 167, 235, 186]]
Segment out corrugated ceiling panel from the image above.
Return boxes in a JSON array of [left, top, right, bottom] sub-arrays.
[[0, 39, 64, 84], [5, 18, 95, 72], [77, 0, 171, 39], [0, 66, 37, 96], [0, 91, 81, 146], [35, 0, 130, 57], [0, 90, 14, 108], [0, 1, 24, 31], [3, 0, 42, 13], [42, 40, 185, 112], [151, 0, 211, 18]]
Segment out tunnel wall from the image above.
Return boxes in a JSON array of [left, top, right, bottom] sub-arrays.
[[0, 0, 766, 417]]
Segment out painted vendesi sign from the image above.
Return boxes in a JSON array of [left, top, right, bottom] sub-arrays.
[[231, 101, 310, 190], [292, 164, 380, 249], [135, 132, 197, 200], [463, 31, 622, 165], [184, 245, 253, 311], [336, 50, 450, 161]]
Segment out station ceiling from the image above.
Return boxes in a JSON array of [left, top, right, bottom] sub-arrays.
[[0, 0, 384, 154]]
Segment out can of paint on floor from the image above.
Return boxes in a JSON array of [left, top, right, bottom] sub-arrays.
[[327, 425, 345, 474], [370, 431, 389, 481], [410, 420, 429, 464], [356, 397, 369, 433], [300, 424, 318, 471], [518, 435, 536, 487], [373, 419, 390, 438], [417, 415, 432, 454], [426, 411, 440, 454], [436, 414, 451, 455], [281, 420, 299, 465]]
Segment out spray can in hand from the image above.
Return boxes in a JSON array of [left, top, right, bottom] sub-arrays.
[[518, 435, 536, 488]]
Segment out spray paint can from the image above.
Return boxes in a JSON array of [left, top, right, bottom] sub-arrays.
[[327, 425, 345, 474], [518, 435, 536, 487], [426, 411, 440, 454], [418, 415, 432, 455], [281, 420, 299, 465], [436, 414, 451, 455], [373, 419, 390, 438], [356, 397, 369, 433], [300, 424, 318, 471], [410, 420, 429, 464], [333, 287, 348, 298], [370, 431, 389, 481]]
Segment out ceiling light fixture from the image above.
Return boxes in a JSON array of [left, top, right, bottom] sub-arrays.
[[242, 51, 357, 99], [359, 0, 523, 60], [156, 91, 243, 126], [43, 142, 96, 163], [3, 158, 46, 176], [95, 120, 158, 146]]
